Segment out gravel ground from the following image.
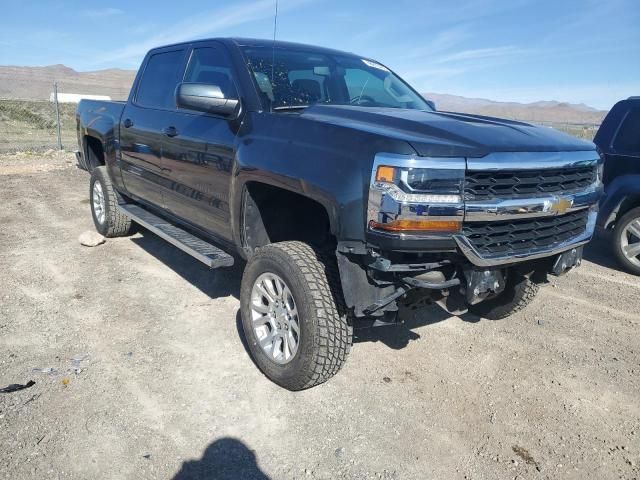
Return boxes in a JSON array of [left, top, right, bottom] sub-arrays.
[[1, 153, 639, 480]]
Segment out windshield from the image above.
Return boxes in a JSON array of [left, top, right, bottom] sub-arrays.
[[241, 47, 432, 111]]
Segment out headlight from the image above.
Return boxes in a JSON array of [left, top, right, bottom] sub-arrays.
[[367, 154, 465, 234]]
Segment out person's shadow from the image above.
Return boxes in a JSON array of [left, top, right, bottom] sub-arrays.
[[173, 437, 269, 480]]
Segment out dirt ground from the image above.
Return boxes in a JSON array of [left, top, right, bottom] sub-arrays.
[[1, 153, 638, 480]]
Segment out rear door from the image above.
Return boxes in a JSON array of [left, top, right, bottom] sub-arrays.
[[607, 106, 640, 181], [119, 47, 188, 207], [160, 42, 239, 240]]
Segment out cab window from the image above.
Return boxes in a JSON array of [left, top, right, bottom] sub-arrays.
[[136, 49, 185, 110], [184, 47, 238, 99]]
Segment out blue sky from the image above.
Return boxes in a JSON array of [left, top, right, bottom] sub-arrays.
[[1, 0, 638, 110]]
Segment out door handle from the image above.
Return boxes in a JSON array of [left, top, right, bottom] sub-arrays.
[[163, 126, 179, 138], [123, 118, 134, 128]]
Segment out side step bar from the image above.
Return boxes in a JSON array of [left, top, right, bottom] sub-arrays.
[[117, 204, 234, 268]]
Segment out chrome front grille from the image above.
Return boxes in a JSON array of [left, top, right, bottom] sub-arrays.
[[462, 209, 589, 256], [465, 166, 597, 200]]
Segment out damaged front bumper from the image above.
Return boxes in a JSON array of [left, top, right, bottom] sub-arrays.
[[342, 151, 603, 319]]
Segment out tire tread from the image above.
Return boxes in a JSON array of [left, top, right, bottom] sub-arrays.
[[90, 166, 133, 237], [243, 241, 352, 390]]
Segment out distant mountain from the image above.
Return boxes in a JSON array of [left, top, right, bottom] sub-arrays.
[[0, 64, 135, 101], [424, 92, 606, 124], [0, 64, 607, 124]]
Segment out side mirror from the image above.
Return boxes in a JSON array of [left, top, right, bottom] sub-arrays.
[[425, 99, 436, 111], [176, 82, 240, 117]]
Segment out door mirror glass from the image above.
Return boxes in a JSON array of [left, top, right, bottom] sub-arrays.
[[176, 82, 240, 117]]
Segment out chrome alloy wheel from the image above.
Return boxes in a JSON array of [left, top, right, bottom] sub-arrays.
[[621, 217, 640, 268], [250, 272, 300, 364], [92, 181, 106, 225]]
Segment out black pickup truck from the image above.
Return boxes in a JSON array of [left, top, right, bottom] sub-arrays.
[[76, 38, 602, 390]]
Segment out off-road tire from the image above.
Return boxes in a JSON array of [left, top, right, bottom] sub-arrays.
[[240, 241, 352, 390], [469, 272, 539, 320], [89, 166, 134, 237], [612, 206, 640, 276]]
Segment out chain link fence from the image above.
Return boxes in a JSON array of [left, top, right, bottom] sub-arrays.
[[522, 120, 601, 141], [0, 97, 601, 154], [0, 98, 77, 154]]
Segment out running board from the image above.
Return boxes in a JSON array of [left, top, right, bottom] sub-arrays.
[[117, 204, 234, 268]]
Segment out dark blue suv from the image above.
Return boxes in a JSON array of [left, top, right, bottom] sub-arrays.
[[595, 97, 640, 275]]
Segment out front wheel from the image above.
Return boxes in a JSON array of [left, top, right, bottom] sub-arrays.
[[240, 241, 352, 390], [468, 272, 539, 320], [612, 206, 640, 276]]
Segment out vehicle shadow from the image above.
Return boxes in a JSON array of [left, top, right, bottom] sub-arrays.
[[172, 437, 269, 480], [353, 304, 481, 350], [582, 228, 620, 270], [130, 231, 244, 300], [130, 230, 480, 352]]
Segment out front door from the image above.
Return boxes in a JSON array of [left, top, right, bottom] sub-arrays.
[[160, 43, 239, 241]]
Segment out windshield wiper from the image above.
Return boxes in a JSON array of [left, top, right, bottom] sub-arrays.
[[272, 105, 310, 111]]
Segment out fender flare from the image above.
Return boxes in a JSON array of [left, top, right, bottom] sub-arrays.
[[229, 171, 340, 257]]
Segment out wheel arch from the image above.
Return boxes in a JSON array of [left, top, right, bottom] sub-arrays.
[[599, 176, 640, 229], [83, 134, 106, 172], [237, 180, 339, 257]]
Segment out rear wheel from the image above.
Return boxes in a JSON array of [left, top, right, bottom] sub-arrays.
[[89, 166, 134, 237], [240, 241, 352, 390], [468, 272, 539, 320], [612, 206, 640, 276]]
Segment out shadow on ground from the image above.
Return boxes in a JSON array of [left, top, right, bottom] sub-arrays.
[[173, 437, 269, 480], [130, 231, 244, 299], [131, 229, 480, 352], [582, 228, 620, 270], [354, 304, 481, 350]]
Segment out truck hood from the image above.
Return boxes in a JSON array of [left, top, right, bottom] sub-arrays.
[[300, 105, 595, 157]]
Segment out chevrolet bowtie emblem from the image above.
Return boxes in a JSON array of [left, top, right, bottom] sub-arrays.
[[547, 197, 573, 215]]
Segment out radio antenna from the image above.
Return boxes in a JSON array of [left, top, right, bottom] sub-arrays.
[[270, 0, 278, 112]]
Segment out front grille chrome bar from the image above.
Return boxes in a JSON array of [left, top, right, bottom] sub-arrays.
[[454, 207, 598, 267], [465, 185, 602, 222]]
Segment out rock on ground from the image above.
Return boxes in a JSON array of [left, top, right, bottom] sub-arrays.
[[78, 230, 105, 247]]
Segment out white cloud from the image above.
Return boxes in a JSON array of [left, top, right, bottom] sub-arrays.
[[402, 25, 471, 60], [431, 46, 531, 64], [82, 8, 124, 18], [403, 66, 469, 81], [400, 45, 531, 84], [95, 0, 311, 66]]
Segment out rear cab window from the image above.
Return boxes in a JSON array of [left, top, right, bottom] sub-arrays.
[[135, 48, 186, 110]]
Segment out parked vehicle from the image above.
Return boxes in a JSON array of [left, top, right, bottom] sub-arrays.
[[594, 97, 640, 275], [76, 38, 603, 390]]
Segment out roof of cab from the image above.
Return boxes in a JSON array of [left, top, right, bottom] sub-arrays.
[[149, 37, 360, 58]]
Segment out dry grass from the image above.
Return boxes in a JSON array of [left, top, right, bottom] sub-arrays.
[[0, 99, 76, 153]]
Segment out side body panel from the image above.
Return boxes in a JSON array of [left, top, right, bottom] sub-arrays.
[[119, 104, 170, 207], [76, 99, 126, 190], [160, 109, 238, 240], [229, 111, 417, 253]]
